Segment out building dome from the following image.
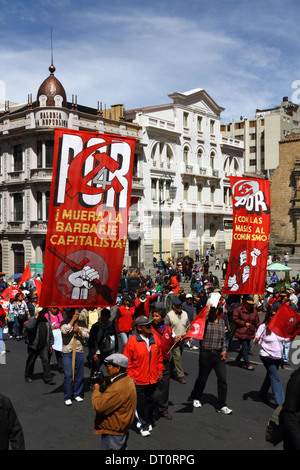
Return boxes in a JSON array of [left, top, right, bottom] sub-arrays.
[[37, 64, 67, 107]]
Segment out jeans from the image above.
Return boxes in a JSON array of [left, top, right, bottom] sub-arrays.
[[101, 433, 128, 450], [191, 349, 228, 409], [62, 352, 84, 399], [236, 339, 251, 367], [283, 341, 291, 363], [118, 331, 131, 353], [259, 355, 285, 405]]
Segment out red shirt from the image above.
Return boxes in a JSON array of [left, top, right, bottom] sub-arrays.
[[116, 305, 135, 333]]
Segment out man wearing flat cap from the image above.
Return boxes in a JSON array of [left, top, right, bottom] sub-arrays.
[[92, 353, 137, 450], [123, 315, 164, 437]]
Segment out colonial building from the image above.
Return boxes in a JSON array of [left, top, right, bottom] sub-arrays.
[[0, 62, 143, 277], [221, 97, 300, 178], [270, 129, 300, 254], [125, 89, 244, 268]]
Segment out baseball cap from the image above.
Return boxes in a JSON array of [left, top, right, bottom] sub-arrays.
[[172, 298, 182, 306]]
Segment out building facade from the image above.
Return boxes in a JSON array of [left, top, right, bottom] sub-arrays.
[[125, 89, 244, 268], [221, 97, 300, 177], [270, 129, 300, 253], [0, 63, 143, 277]]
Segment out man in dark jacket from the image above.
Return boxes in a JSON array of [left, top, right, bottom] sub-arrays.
[[24, 308, 55, 384], [0, 394, 25, 450], [88, 308, 118, 378]]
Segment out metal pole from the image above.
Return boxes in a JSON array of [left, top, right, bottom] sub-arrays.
[[158, 178, 163, 271]]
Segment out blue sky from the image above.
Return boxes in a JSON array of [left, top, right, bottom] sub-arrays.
[[1, 0, 300, 120]]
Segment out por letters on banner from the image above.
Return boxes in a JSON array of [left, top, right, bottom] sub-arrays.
[[222, 177, 271, 295], [39, 129, 135, 308]]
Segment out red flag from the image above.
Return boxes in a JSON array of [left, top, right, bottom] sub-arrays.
[[268, 303, 300, 338], [1, 285, 23, 301], [222, 177, 271, 295], [17, 262, 32, 287], [184, 306, 208, 340], [34, 279, 42, 300]]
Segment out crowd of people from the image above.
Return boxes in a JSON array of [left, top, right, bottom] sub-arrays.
[[1, 257, 300, 451]]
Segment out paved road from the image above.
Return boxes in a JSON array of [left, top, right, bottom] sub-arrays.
[[1, 332, 298, 452]]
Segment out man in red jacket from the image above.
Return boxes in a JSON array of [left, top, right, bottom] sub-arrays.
[[151, 304, 178, 420], [123, 315, 164, 437]]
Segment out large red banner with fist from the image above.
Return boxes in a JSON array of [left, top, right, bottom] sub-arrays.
[[39, 129, 135, 308], [222, 177, 270, 295]]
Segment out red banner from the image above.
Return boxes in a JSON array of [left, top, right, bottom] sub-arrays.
[[222, 177, 270, 295], [39, 129, 135, 308], [268, 303, 300, 338]]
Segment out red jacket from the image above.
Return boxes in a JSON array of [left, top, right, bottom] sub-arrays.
[[123, 332, 164, 385], [151, 324, 175, 362], [135, 295, 157, 318], [115, 305, 135, 333], [170, 276, 179, 295]]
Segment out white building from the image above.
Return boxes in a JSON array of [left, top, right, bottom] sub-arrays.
[[125, 89, 244, 268]]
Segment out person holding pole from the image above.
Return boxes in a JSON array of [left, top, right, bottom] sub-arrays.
[[164, 298, 190, 384], [60, 308, 89, 406]]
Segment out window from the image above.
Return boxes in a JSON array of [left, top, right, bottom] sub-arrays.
[[13, 144, 23, 171], [183, 146, 189, 165], [183, 112, 189, 128], [210, 120, 215, 134], [45, 140, 54, 167], [37, 140, 54, 168], [13, 193, 23, 221], [211, 186, 215, 204], [210, 151, 215, 169], [151, 179, 157, 200], [197, 149, 203, 167], [197, 184, 202, 202], [197, 116, 203, 131], [184, 182, 189, 201]]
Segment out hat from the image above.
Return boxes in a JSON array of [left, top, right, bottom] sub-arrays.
[[104, 353, 128, 369], [135, 315, 152, 327], [186, 294, 193, 299], [289, 287, 295, 292], [266, 287, 273, 293], [244, 295, 255, 304], [172, 298, 182, 306]]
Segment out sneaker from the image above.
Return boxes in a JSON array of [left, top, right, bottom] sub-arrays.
[[140, 429, 151, 437], [193, 399, 202, 408], [217, 406, 232, 415], [190, 346, 199, 351], [64, 399, 72, 406], [74, 396, 83, 402]]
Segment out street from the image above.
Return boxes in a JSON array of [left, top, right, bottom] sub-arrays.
[[0, 331, 297, 452]]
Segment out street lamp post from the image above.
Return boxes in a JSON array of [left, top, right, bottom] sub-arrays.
[[158, 175, 177, 271]]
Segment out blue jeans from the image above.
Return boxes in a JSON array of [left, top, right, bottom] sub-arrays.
[[62, 352, 84, 400], [236, 339, 251, 367], [283, 341, 290, 363], [259, 355, 284, 405]]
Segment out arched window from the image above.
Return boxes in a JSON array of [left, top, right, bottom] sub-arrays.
[[210, 151, 215, 169], [183, 146, 189, 165]]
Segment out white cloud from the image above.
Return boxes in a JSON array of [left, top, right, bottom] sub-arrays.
[[1, 0, 300, 120]]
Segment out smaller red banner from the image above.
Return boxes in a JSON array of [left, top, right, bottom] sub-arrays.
[[268, 303, 300, 338], [184, 306, 207, 340]]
